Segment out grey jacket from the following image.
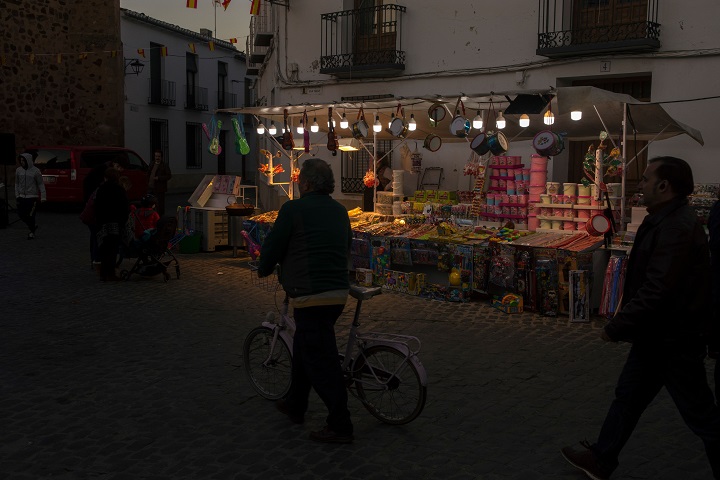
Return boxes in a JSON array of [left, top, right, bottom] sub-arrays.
[[15, 155, 47, 201]]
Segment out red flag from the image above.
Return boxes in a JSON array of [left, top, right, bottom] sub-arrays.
[[188, 43, 196, 54], [208, 41, 215, 52], [222, 0, 231, 10], [137, 48, 145, 58], [250, 0, 260, 15], [186, 0, 198, 8], [229, 38, 238, 44]]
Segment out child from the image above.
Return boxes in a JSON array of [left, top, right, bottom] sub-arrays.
[[130, 194, 160, 240]]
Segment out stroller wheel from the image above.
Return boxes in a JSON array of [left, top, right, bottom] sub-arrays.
[[120, 270, 130, 280]]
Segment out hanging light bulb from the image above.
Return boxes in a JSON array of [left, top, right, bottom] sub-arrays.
[[340, 112, 349, 129], [571, 110, 582, 121], [310, 117, 319, 133], [408, 113, 417, 131], [472, 110, 483, 130], [496, 111, 506, 129], [297, 120, 304, 135], [268, 121, 277, 135], [256, 122, 265, 135], [544, 110, 555, 125], [519, 114, 530, 128], [373, 114, 382, 132]]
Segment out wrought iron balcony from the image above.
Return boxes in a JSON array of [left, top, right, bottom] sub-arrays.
[[147, 79, 176, 107], [185, 85, 208, 111], [216, 91, 238, 110], [320, 4, 406, 79], [537, 0, 660, 57]]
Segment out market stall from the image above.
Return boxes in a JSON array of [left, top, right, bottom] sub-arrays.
[[222, 86, 704, 315]]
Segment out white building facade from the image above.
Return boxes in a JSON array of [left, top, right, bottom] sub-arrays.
[[121, 9, 253, 192], [248, 0, 720, 207]]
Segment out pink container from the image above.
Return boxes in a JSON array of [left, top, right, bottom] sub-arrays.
[[577, 209, 590, 219], [486, 193, 496, 205], [553, 208, 564, 217], [518, 206, 528, 216], [491, 179, 499, 188], [502, 206, 510, 215], [522, 168, 531, 180], [529, 185, 545, 195], [527, 203, 536, 214], [517, 194, 527, 204], [564, 221, 576, 231], [531, 154, 548, 169], [515, 172, 524, 181], [563, 209, 573, 218], [499, 168, 508, 177], [500, 194, 510, 204], [508, 194, 518, 204], [492, 168, 501, 177], [577, 221, 587, 232], [496, 156, 507, 166], [528, 215, 540, 230], [494, 206, 503, 215], [529, 173, 548, 185], [499, 179, 507, 189], [529, 193, 541, 203]]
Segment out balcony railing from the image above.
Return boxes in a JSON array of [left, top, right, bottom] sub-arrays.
[[185, 85, 208, 111], [147, 79, 176, 106], [217, 91, 238, 110], [246, 1, 273, 75], [537, 0, 660, 57], [320, 4, 406, 79]]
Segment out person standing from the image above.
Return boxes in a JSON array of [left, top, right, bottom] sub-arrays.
[[257, 158, 354, 444], [15, 153, 46, 239], [94, 168, 129, 282], [707, 190, 720, 401], [147, 150, 172, 216], [562, 156, 720, 479]]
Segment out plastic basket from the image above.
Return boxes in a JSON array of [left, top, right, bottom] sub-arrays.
[[248, 261, 280, 292]]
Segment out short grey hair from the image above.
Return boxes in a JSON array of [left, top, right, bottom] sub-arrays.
[[299, 158, 335, 194]]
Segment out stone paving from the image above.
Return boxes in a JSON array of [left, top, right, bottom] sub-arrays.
[[0, 198, 716, 479]]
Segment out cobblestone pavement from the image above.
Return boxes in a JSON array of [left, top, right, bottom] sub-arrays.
[[0, 199, 716, 479]]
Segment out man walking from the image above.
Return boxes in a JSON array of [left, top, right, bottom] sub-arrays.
[[257, 158, 354, 444], [562, 156, 720, 479]]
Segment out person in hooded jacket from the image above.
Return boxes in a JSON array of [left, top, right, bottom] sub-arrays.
[[15, 153, 46, 239]]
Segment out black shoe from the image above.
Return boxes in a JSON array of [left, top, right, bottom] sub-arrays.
[[309, 426, 353, 444], [276, 400, 304, 424], [561, 442, 611, 480]]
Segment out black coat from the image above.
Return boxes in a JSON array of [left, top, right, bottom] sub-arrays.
[[94, 181, 129, 226], [605, 197, 711, 343]]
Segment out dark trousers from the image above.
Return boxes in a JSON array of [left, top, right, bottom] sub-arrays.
[[286, 304, 352, 435], [592, 341, 720, 478], [17, 197, 37, 233], [98, 234, 120, 279], [89, 225, 100, 264]]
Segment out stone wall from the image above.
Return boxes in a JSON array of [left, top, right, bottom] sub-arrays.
[[0, 0, 123, 168]]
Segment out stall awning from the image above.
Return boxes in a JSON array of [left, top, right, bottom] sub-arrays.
[[218, 86, 703, 146]]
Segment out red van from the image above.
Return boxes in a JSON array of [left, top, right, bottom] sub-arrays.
[[24, 146, 150, 203]]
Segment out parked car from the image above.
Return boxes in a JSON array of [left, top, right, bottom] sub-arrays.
[[24, 146, 150, 203]]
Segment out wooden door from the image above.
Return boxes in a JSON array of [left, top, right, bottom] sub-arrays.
[[572, 0, 648, 44], [354, 0, 396, 64]]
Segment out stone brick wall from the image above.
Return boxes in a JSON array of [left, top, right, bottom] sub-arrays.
[[0, 0, 124, 166]]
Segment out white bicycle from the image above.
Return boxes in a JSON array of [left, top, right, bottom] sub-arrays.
[[243, 264, 428, 425]]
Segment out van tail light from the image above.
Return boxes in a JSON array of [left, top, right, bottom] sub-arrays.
[[71, 169, 77, 181]]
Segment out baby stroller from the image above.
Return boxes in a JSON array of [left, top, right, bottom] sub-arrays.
[[120, 216, 181, 282]]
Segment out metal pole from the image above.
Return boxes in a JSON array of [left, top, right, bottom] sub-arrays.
[[372, 130, 378, 212], [621, 102, 627, 230]]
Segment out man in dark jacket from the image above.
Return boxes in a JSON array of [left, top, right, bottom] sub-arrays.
[[258, 158, 353, 443], [562, 156, 720, 479]]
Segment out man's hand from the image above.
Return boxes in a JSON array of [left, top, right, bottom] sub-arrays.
[[600, 329, 614, 342]]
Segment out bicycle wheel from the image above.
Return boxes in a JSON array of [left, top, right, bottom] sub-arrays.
[[243, 326, 292, 400], [352, 345, 426, 425]]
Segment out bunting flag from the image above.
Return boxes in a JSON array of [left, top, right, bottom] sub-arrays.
[[208, 41, 215, 51], [137, 48, 145, 58], [222, 0, 231, 10], [186, 0, 198, 8], [160, 46, 168, 57], [110, 50, 118, 58], [250, 0, 260, 15], [188, 43, 196, 54], [229, 37, 238, 44]]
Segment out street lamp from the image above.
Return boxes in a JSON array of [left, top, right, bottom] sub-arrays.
[[124, 58, 144, 76]]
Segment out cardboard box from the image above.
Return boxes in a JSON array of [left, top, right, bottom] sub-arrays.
[[424, 190, 438, 201], [413, 190, 427, 202]]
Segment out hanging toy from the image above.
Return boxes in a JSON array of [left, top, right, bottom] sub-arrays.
[[363, 169, 378, 188], [233, 114, 250, 155], [208, 117, 223, 156], [290, 168, 300, 183]]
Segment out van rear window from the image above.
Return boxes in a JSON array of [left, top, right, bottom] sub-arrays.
[[28, 149, 71, 170]]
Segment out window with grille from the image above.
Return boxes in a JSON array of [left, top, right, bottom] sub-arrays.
[[340, 139, 393, 193], [185, 122, 203, 169]]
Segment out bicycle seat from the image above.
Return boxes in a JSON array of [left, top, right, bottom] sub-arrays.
[[350, 285, 382, 301]]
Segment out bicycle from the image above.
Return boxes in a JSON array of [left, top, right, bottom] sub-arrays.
[[242, 262, 428, 425]]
